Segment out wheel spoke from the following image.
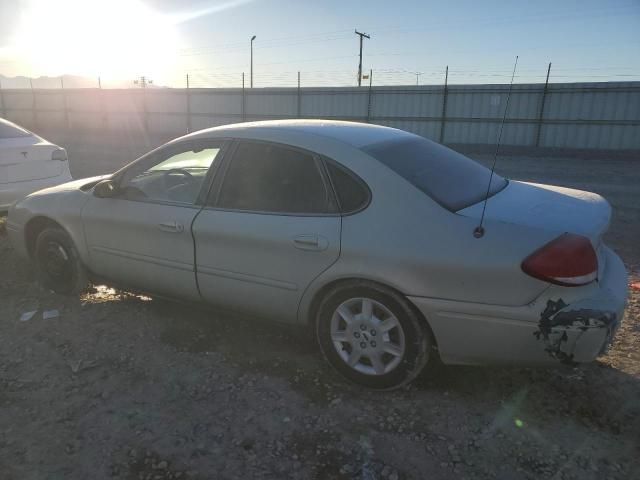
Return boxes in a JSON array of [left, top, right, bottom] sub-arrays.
[[331, 331, 349, 343], [336, 305, 355, 324], [379, 316, 399, 333], [369, 352, 386, 375], [383, 342, 402, 357], [348, 350, 361, 366], [361, 298, 373, 320]]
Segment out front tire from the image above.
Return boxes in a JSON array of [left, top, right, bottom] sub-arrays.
[[316, 281, 431, 390], [34, 227, 88, 295]]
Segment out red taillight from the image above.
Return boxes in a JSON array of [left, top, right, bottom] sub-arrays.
[[521, 233, 598, 286]]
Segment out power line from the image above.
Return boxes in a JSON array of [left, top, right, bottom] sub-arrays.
[[173, 4, 637, 59]]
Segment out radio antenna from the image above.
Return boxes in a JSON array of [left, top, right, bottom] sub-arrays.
[[473, 55, 519, 239]]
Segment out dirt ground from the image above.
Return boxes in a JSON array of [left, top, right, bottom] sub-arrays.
[[0, 148, 639, 480]]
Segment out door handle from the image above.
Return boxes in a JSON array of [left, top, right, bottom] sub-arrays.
[[158, 221, 184, 233], [292, 234, 328, 251]]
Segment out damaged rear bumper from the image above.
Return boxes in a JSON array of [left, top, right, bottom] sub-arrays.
[[408, 246, 628, 366]]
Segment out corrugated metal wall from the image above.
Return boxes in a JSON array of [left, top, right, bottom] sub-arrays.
[[1, 82, 638, 150]]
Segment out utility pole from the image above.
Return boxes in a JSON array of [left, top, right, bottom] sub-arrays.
[[355, 30, 370, 87], [250, 35, 256, 88], [134, 76, 153, 88], [415, 72, 423, 85]]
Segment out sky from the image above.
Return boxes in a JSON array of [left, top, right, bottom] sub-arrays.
[[0, 0, 639, 88]]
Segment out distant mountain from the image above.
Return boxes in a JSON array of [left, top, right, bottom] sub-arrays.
[[0, 74, 165, 89]]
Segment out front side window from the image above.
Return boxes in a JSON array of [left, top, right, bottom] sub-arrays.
[[120, 144, 222, 204], [216, 142, 331, 214]]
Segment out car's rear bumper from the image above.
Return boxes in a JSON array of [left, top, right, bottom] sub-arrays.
[[408, 246, 628, 366], [0, 172, 73, 211]]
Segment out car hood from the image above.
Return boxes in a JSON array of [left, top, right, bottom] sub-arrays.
[[25, 175, 110, 197], [458, 180, 611, 243]]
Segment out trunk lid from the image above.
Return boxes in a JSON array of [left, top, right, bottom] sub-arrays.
[[458, 180, 611, 243], [0, 136, 65, 184], [458, 180, 612, 281]]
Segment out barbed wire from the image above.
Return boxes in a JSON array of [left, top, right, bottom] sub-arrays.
[[1, 66, 639, 90]]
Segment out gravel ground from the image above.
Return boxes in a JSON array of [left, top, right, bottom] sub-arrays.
[[1, 149, 639, 480]]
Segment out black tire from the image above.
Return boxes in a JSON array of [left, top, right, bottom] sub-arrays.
[[34, 227, 88, 295], [316, 281, 432, 390]]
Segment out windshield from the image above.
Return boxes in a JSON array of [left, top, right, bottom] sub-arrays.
[[363, 135, 507, 211]]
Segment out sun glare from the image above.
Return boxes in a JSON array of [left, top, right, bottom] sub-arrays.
[[10, 0, 180, 82]]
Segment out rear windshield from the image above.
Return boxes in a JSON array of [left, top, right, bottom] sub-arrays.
[[363, 136, 507, 211], [0, 120, 32, 139]]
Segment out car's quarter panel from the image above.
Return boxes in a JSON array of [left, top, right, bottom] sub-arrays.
[[193, 210, 341, 322], [81, 196, 201, 300], [334, 201, 556, 305]]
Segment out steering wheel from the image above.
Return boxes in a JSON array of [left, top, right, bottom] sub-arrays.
[[163, 168, 195, 189]]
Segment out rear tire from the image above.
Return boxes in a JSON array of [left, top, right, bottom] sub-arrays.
[[316, 281, 431, 390], [34, 227, 88, 295]]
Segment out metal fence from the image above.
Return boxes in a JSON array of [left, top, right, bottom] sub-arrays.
[[0, 81, 638, 150]]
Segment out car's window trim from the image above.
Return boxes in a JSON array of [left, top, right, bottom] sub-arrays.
[[320, 156, 372, 216], [109, 138, 231, 207], [205, 138, 340, 217]]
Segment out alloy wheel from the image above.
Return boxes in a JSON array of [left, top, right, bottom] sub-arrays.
[[330, 297, 406, 376]]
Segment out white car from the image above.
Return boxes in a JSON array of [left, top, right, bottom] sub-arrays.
[[0, 117, 72, 210], [7, 120, 628, 389]]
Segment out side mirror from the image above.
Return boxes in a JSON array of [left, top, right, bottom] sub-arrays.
[[93, 179, 119, 198]]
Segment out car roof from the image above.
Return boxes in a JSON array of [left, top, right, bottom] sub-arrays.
[[0, 117, 34, 134], [190, 119, 412, 148]]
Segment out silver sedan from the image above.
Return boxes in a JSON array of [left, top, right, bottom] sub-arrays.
[[7, 120, 628, 389]]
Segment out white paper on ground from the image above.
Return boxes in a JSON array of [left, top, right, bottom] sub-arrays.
[[42, 309, 60, 320], [19, 310, 38, 322]]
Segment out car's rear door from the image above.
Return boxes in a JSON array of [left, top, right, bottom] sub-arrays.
[[81, 139, 227, 299], [192, 140, 341, 322]]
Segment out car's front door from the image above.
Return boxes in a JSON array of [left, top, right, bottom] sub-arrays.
[[193, 140, 341, 322], [81, 140, 226, 299]]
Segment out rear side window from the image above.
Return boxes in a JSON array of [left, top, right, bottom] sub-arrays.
[[0, 120, 31, 139], [216, 142, 331, 214], [363, 136, 507, 211], [325, 161, 369, 213]]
